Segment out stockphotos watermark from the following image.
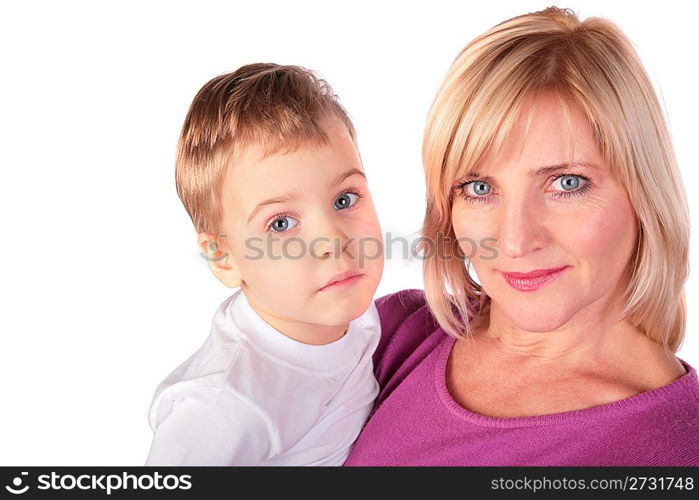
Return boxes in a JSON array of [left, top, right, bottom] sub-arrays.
[[200, 231, 499, 265], [4, 470, 192, 496]]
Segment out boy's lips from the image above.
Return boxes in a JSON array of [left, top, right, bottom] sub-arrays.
[[319, 270, 364, 291]]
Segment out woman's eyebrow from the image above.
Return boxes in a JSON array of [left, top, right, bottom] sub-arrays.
[[466, 161, 600, 182], [527, 161, 600, 176], [246, 168, 366, 224]]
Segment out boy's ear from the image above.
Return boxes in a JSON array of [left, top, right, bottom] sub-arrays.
[[197, 232, 243, 289]]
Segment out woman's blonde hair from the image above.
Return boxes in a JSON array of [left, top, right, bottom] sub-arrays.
[[420, 6, 690, 352]]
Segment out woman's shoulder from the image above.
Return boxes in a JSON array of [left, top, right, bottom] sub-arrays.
[[645, 358, 699, 421], [375, 288, 429, 324], [372, 288, 445, 391], [611, 358, 699, 465], [375, 288, 428, 313], [373, 288, 436, 350]]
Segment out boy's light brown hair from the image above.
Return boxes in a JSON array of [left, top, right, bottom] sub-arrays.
[[175, 63, 357, 242]]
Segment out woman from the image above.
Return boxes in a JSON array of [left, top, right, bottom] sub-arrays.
[[344, 7, 699, 466]]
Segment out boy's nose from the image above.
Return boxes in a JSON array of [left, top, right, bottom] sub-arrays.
[[312, 225, 352, 260]]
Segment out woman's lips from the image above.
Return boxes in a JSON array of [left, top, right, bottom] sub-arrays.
[[501, 266, 569, 292]]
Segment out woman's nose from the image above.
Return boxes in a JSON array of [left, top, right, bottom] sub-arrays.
[[497, 196, 546, 259]]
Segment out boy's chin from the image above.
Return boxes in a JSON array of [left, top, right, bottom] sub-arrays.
[[314, 298, 373, 324]]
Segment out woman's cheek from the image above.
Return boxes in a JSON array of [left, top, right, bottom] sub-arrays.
[[564, 185, 634, 251], [567, 197, 636, 272], [452, 207, 492, 256]]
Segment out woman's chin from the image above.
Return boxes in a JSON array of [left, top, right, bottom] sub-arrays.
[[496, 303, 573, 333], [511, 318, 568, 333]]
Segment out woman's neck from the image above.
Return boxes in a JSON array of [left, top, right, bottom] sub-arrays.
[[480, 296, 684, 383], [483, 294, 640, 368]]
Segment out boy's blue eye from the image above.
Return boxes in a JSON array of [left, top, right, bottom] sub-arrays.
[[267, 190, 361, 233], [334, 192, 359, 210], [269, 215, 299, 233]]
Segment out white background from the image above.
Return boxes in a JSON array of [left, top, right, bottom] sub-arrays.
[[1, 0, 696, 465]]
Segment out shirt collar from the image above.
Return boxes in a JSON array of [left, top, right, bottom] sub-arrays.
[[222, 289, 380, 372]]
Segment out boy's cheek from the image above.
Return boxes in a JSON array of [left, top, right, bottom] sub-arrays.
[[349, 208, 383, 236]]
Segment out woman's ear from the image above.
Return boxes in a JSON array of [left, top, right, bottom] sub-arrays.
[[197, 232, 243, 288]]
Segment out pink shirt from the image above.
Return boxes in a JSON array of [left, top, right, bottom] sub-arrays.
[[344, 289, 699, 466]]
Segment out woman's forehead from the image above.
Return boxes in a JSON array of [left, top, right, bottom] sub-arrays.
[[457, 96, 603, 178]]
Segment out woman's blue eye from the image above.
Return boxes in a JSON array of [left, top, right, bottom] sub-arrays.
[[453, 180, 493, 204], [268, 215, 299, 233], [454, 173, 591, 204], [467, 181, 491, 197], [334, 191, 359, 210], [552, 175, 581, 191]]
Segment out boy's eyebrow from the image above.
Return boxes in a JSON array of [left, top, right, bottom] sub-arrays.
[[246, 193, 300, 224], [247, 168, 366, 224], [331, 167, 366, 188]]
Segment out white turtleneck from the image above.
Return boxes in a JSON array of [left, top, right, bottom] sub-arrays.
[[145, 289, 381, 465]]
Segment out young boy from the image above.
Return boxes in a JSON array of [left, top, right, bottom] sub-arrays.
[[145, 63, 385, 466]]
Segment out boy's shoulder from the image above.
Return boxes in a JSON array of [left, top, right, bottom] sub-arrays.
[[147, 292, 254, 431], [148, 289, 326, 432]]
